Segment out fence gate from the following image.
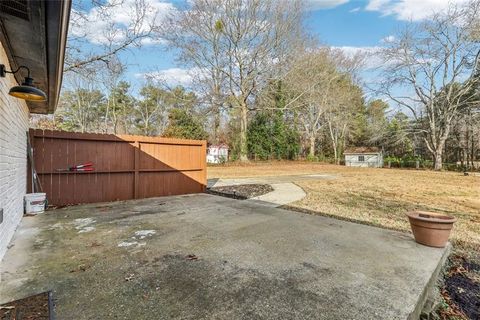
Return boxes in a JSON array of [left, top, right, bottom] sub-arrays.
[[28, 129, 207, 206]]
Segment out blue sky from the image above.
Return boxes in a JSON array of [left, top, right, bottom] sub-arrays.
[[72, 0, 468, 92], [307, 1, 400, 47]]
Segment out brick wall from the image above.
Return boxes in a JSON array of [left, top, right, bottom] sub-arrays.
[[0, 42, 30, 261]]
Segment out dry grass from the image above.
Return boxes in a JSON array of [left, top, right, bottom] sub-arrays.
[[208, 162, 480, 249], [208, 161, 339, 178]]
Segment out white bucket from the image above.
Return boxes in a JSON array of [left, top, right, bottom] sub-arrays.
[[25, 193, 47, 214]]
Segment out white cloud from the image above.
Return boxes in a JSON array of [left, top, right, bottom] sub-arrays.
[[70, 0, 175, 46], [349, 7, 361, 12], [306, 0, 349, 10], [380, 35, 395, 43], [333, 46, 384, 69], [365, 0, 470, 21], [136, 67, 205, 87]]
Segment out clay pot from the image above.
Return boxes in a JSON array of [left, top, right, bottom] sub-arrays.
[[406, 211, 457, 248]]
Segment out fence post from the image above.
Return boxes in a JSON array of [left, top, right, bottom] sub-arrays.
[[202, 140, 207, 192], [416, 160, 419, 170], [134, 141, 139, 199]]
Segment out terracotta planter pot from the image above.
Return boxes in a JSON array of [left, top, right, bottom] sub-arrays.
[[406, 211, 457, 248]]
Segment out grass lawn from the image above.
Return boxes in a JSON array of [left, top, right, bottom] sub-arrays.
[[208, 161, 480, 249]]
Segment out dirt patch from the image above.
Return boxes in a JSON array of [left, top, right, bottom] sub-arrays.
[[0, 292, 52, 319], [437, 251, 480, 320], [208, 184, 274, 200]]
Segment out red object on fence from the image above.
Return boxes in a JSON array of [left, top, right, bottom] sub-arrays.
[[72, 167, 94, 172], [56, 162, 94, 172], [71, 162, 93, 170]]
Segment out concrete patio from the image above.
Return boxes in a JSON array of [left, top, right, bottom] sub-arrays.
[[1, 194, 448, 319]]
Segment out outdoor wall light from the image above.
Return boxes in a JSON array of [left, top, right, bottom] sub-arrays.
[[0, 64, 47, 101]]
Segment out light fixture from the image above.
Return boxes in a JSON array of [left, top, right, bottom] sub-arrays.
[[0, 64, 47, 101]]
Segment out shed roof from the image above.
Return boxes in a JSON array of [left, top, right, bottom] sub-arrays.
[[0, 0, 71, 114], [208, 144, 229, 149], [344, 147, 381, 154]]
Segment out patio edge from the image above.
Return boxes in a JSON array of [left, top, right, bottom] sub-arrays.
[[409, 243, 452, 320]]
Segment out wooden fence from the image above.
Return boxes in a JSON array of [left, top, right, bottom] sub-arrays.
[[28, 129, 207, 206]]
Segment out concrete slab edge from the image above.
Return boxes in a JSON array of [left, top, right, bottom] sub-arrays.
[[408, 243, 452, 320]]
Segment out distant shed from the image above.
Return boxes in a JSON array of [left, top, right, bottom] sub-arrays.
[[207, 144, 229, 164], [344, 147, 383, 168]]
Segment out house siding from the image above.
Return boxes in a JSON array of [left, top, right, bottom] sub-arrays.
[[207, 146, 229, 164], [345, 154, 383, 168], [0, 42, 30, 261]]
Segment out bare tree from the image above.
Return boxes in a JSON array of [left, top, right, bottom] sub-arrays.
[[451, 109, 478, 166], [57, 73, 107, 132], [66, 0, 166, 74], [166, 0, 306, 160], [284, 48, 364, 158], [324, 80, 364, 164], [379, 1, 480, 170], [100, 58, 126, 133], [285, 49, 331, 157], [134, 82, 171, 136]]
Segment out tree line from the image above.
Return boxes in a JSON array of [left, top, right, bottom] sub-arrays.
[[32, 0, 480, 170]]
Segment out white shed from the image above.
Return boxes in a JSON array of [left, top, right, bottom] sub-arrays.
[[344, 147, 383, 168], [207, 144, 229, 164]]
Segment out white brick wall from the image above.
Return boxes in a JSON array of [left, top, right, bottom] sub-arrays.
[[0, 42, 30, 261]]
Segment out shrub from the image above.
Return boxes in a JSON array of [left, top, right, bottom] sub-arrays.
[[247, 111, 300, 160], [163, 109, 208, 140]]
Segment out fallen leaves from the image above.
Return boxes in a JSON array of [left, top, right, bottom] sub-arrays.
[[439, 288, 468, 320], [69, 264, 90, 273], [186, 254, 199, 261], [439, 252, 480, 320]]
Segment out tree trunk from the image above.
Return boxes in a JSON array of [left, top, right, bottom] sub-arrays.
[[213, 111, 221, 143], [239, 102, 249, 162], [470, 131, 475, 167], [309, 135, 315, 157], [211, 88, 222, 143], [104, 103, 110, 134], [332, 142, 338, 164], [434, 151, 443, 170]]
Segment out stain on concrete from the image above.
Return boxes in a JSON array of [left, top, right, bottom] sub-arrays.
[[73, 218, 96, 233], [134, 230, 156, 239]]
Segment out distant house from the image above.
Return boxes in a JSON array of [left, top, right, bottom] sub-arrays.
[[344, 147, 383, 168], [207, 144, 229, 164]]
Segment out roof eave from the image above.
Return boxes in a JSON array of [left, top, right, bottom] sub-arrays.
[[344, 153, 382, 155], [0, 0, 71, 114]]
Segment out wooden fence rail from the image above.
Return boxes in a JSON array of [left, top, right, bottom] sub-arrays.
[[28, 129, 207, 206]]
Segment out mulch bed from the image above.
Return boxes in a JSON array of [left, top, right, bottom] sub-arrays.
[[0, 292, 53, 320], [207, 184, 274, 200], [438, 252, 480, 320]]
